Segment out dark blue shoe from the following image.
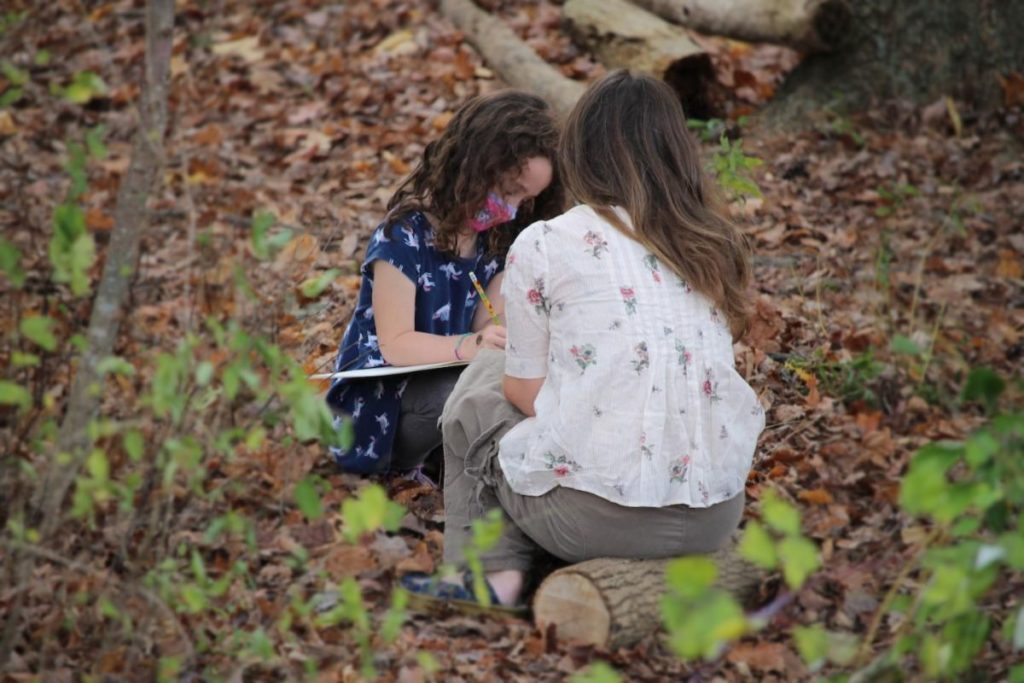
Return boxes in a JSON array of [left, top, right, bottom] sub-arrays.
[[399, 571, 528, 617]]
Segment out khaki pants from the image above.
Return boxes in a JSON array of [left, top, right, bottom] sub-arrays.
[[440, 350, 745, 573]]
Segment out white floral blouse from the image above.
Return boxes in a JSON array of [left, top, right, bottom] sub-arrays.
[[498, 204, 765, 508]]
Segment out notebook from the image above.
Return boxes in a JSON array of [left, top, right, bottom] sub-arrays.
[[307, 359, 470, 381]]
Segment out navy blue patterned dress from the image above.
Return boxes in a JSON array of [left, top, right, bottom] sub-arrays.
[[326, 211, 503, 474]]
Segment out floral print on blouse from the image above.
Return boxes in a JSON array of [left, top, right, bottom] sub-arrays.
[[498, 204, 765, 508]]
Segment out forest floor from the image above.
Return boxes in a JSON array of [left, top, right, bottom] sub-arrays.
[[1, 0, 1022, 681]]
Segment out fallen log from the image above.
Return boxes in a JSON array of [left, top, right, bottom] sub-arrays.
[[439, 0, 585, 119], [562, 0, 715, 118], [533, 537, 764, 649], [631, 0, 852, 53]]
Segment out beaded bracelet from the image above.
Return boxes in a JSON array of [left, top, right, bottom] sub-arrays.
[[453, 332, 474, 360]]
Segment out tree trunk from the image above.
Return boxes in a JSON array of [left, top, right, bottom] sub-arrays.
[[439, 0, 585, 119], [533, 540, 764, 649], [34, 0, 174, 535], [562, 0, 715, 118], [767, 0, 1024, 123], [631, 0, 852, 53]]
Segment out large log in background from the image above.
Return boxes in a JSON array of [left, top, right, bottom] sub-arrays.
[[562, 0, 716, 119], [439, 0, 585, 119], [533, 539, 764, 649], [631, 0, 852, 53]]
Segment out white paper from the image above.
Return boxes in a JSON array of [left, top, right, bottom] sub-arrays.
[[308, 359, 469, 381]]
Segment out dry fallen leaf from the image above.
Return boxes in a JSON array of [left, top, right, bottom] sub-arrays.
[[211, 35, 265, 62]]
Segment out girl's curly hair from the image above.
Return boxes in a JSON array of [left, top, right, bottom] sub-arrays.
[[385, 90, 564, 258]]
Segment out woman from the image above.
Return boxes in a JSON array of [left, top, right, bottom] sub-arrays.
[[407, 71, 764, 607]]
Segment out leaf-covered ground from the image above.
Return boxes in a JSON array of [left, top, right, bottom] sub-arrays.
[[1, 0, 1022, 680]]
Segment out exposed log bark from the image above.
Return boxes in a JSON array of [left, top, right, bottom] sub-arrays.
[[562, 0, 715, 119], [764, 0, 1024, 125], [439, 0, 585, 119], [533, 538, 763, 649], [631, 0, 851, 53]]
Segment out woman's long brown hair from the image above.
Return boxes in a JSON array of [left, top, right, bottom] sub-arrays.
[[560, 70, 752, 338], [386, 90, 564, 258]]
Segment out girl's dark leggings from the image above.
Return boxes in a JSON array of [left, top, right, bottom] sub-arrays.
[[390, 365, 466, 471]]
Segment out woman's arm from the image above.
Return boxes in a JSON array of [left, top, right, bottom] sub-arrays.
[[373, 261, 502, 365], [502, 375, 544, 417], [471, 272, 505, 332]]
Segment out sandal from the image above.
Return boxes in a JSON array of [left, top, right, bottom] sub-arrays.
[[400, 571, 529, 618]]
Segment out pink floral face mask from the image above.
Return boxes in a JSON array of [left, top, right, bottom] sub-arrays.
[[467, 192, 517, 233]]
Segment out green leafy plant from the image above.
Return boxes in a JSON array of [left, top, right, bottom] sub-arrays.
[[875, 182, 919, 218], [740, 490, 821, 589], [709, 134, 763, 201], [53, 70, 108, 104], [0, 59, 29, 107], [569, 661, 623, 683], [662, 490, 820, 661], [786, 349, 887, 407], [686, 119, 762, 201], [341, 483, 405, 543], [861, 369, 1023, 679]]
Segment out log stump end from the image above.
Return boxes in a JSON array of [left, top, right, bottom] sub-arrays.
[[533, 570, 611, 646]]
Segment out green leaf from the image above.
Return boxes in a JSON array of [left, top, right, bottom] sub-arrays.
[[964, 431, 999, 468], [961, 367, 1005, 412], [0, 86, 20, 107], [84, 125, 108, 159], [97, 356, 136, 376], [1013, 605, 1024, 651], [63, 70, 107, 104], [738, 520, 777, 569], [50, 204, 95, 296], [570, 662, 622, 683], [470, 508, 504, 553], [294, 477, 323, 520], [299, 268, 340, 299], [0, 60, 28, 86], [778, 536, 819, 589], [341, 484, 405, 542], [921, 565, 972, 618], [86, 449, 109, 482], [762, 490, 801, 536], [123, 430, 144, 462], [19, 315, 57, 351], [664, 556, 717, 599], [0, 237, 25, 286], [416, 652, 439, 675], [0, 380, 31, 410], [250, 210, 276, 259], [900, 442, 962, 516], [195, 360, 214, 386], [662, 589, 746, 660], [891, 334, 922, 356], [34, 49, 50, 67], [180, 584, 206, 613], [793, 625, 828, 670], [11, 351, 40, 367]]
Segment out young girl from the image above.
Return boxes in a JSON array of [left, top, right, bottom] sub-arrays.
[[406, 71, 765, 607], [326, 91, 562, 477]]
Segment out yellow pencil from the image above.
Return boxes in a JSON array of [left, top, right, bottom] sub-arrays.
[[468, 271, 501, 325]]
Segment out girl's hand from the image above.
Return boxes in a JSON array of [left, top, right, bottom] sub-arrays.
[[477, 323, 507, 350], [459, 324, 506, 359]]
